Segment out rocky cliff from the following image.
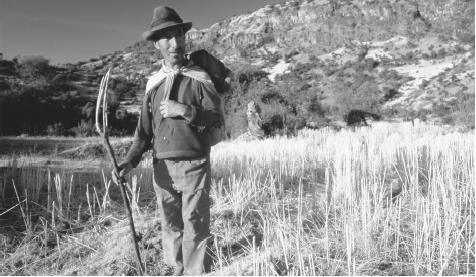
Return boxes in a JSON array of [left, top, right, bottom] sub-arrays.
[[0, 0, 474, 136]]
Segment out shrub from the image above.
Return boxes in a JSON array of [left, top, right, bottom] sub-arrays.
[[110, 77, 138, 100], [46, 122, 67, 136], [383, 87, 399, 101], [261, 114, 284, 136], [0, 80, 10, 92], [450, 93, 475, 129], [266, 52, 281, 64], [437, 48, 447, 59], [231, 64, 268, 85], [330, 74, 381, 116], [0, 60, 17, 76], [403, 51, 415, 61], [419, 79, 430, 89], [18, 55, 53, 79], [406, 40, 418, 48], [306, 95, 325, 115], [357, 44, 370, 61], [70, 120, 96, 137], [109, 109, 137, 136]]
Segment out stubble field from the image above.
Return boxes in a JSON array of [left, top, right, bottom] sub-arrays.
[[0, 122, 474, 275]]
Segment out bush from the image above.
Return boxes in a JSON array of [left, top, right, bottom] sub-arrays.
[[307, 95, 325, 116], [450, 93, 475, 129], [18, 55, 53, 79], [330, 74, 381, 116], [70, 120, 96, 137], [383, 87, 399, 101], [46, 122, 67, 136], [109, 109, 137, 136], [230, 64, 268, 85], [0, 80, 10, 92], [437, 48, 447, 59], [110, 77, 138, 100], [0, 60, 17, 76]]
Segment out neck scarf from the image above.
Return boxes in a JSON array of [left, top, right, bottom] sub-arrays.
[[145, 59, 215, 98]]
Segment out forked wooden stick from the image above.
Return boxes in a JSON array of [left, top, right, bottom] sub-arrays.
[[95, 68, 145, 275]]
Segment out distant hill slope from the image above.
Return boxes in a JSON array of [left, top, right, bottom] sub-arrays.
[[0, 0, 474, 136]]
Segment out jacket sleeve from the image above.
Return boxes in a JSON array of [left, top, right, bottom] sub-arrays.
[[123, 93, 153, 167], [183, 81, 224, 129]]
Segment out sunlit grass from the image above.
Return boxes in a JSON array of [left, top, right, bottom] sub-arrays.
[[0, 122, 474, 275], [208, 122, 474, 275]]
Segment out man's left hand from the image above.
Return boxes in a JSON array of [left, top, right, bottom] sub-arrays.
[[160, 100, 189, 118]]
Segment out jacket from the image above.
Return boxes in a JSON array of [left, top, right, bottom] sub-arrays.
[[123, 60, 223, 167]]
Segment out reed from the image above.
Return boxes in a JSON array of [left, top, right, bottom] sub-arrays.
[[0, 122, 473, 275], [208, 122, 474, 275]]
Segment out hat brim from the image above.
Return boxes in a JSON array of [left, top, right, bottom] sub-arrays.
[[142, 22, 192, 41]]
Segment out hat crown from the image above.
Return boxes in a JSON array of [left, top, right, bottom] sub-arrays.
[[143, 6, 192, 41], [151, 6, 183, 28]]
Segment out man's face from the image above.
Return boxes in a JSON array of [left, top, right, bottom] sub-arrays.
[[154, 27, 186, 67]]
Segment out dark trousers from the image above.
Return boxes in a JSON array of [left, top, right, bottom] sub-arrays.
[[153, 156, 211, 275]]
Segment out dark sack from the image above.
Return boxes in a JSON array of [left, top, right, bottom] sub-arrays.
[[187, 50, 231, 146], [187, 49, 232, 94]]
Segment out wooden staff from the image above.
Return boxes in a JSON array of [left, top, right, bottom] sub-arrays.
[[95, 68, 145, 275]]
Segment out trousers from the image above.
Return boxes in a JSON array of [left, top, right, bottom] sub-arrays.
[[152, 155, 212, 275]]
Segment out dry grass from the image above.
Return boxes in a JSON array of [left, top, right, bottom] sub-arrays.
[[0, 122, 474, 275]]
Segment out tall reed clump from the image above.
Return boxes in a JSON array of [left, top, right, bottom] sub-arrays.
[[209, 122, 474, 275]]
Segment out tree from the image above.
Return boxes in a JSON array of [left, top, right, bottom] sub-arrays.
[[18, 55, 54, 80]]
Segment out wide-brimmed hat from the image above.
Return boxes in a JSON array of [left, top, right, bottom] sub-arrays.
[[142, 6, 192, 41]]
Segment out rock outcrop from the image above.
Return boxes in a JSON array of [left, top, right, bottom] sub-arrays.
[[236, 101, 266, 141]]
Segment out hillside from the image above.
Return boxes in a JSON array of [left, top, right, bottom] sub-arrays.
[[0, 0, 474, 136]]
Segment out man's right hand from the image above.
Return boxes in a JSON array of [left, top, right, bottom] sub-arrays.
[[112, 161, 133, 184]]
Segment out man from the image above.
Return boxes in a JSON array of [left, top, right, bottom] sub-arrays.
[[113, 6, 224, 275]]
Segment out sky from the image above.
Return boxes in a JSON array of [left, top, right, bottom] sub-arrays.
[[0, 0, 285, 65]]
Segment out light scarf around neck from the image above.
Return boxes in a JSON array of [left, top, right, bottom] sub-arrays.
[[145, 59, 216, 98]]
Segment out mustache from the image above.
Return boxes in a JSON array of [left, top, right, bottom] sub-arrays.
[[168, 48, 184, 53]]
